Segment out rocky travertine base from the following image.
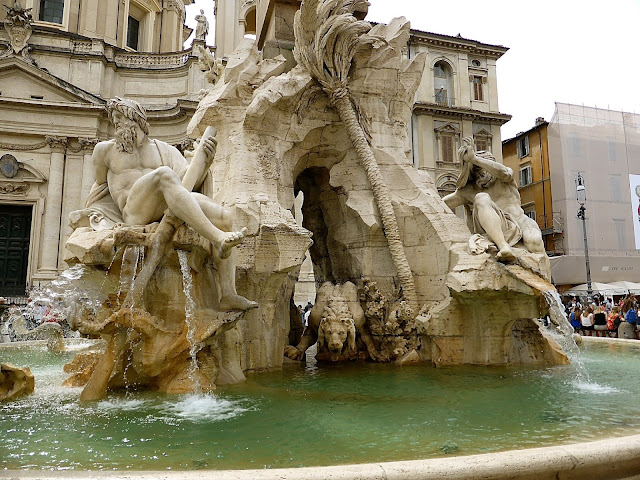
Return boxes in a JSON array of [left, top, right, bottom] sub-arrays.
[[63, 224, 248, 400], [0, 363, 34, 401]]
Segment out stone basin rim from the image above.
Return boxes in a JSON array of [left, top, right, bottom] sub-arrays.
[[4, 434, 640, 480]]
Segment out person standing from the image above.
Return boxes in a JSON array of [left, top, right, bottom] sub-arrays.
[[580, 306, 594, 330], [593, 306, 607, 331]]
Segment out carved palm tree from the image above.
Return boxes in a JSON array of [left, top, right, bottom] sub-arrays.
[[293, 0, 419, 311]]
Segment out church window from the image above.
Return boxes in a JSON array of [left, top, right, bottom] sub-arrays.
[[127, 16, 140, 50], [39, 0, 64, 24]]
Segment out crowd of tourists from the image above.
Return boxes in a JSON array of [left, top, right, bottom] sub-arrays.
[[564, 294, 638, 335]]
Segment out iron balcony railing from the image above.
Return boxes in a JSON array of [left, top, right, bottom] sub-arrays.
[[434, 91, 455, 107]]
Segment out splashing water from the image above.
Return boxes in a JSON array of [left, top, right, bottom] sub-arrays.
[[118, 245, 141, 308], [178, 250, 201, 394], [20, 264, 113, 338], [542, 290, 591, 383]]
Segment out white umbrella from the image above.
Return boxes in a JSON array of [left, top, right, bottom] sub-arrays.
[[563, 282, 628, 297], [608, 281, 640, 294]]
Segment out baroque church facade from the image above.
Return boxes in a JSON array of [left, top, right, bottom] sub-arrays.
[[0, 0, 510, 301], [0, 0, 206, 299]]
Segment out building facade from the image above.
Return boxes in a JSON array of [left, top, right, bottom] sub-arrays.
[[503, 118, 564, 255], [409, 31, 511, 197], [545, 103, 640, 287], [0, 0, 207, 298]]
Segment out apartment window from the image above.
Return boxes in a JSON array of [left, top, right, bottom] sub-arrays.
[[39, 0, 64, 24], [437, 181, 457, 198], [516, 136, 529, 158], [127, 16, 140, 50], [441, 135, 454, 163], [614, 220, 626, 250], [519, 165, 532, 187], [473, 127, 493, 153], [608, 138, 617, 161], [525, 209, 537, 221], [435, 123, 460, 164], [610, 176, 621, 203], [571, 136, 582, 157], [434, 61, 453, 106], [472, 76, 484, 101]]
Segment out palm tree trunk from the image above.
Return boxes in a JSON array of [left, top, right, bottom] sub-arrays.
[[331, 93, 419, 311]]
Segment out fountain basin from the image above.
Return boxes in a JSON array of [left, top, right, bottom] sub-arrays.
[[2, 338, 640, 478]]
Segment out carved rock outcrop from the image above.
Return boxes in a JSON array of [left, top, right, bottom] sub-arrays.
[[62, 224, 248, 399], [0, 363, 34, 401]]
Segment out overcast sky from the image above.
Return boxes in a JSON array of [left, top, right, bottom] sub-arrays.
[[185, 0, 640, 140]]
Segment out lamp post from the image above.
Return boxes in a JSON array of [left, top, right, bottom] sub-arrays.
[[576, 172, 592, 298]]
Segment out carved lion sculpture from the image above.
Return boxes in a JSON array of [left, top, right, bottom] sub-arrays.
[[284, 281, 382, 362]]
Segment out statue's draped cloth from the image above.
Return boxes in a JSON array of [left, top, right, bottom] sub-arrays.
[[472, 200, 522, 247]]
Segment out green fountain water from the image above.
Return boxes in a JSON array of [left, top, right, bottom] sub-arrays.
[[2, 339, 639, 471]]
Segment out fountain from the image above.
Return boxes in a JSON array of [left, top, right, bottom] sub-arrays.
[[2, 0, 640, 478]]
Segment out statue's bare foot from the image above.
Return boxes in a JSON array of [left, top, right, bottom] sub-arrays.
[[216, 227, 247, 260], [219, 294, 258, 311], [496, 246, 516, 263]]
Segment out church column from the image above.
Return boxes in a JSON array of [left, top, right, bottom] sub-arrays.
[[39, 136, 67, 276], [58, 146, 86, 269], [161, 0, 184, 52]]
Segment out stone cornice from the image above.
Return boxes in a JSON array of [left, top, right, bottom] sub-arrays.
[[145, 99, 198, 121], [413, 102, 512, 126], [409, 31, 508, 59]]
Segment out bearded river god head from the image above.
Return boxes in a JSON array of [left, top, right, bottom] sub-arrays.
[[106, 97, 149, 153], [114, 118, 137, 153]]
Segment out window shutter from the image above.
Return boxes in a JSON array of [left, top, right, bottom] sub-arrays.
[[473, 77, 484, 101], [524, 136, 530, 156], [442, 136, 453, 162], [517, 140, 522, 158]]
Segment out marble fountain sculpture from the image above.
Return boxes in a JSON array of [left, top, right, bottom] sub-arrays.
[[53, 0, 567, 404]]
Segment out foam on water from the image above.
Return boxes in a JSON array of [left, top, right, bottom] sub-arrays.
[[96, 398, 150, 412], [573, 381, 620, 395], [160, 394, 251, 422]]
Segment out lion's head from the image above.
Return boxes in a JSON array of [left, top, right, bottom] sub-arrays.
[[317, 296, 356, 361]]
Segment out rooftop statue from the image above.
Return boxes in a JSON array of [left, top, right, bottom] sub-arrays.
[[195, 9, 209, 41], [443, 137, 546, 263]]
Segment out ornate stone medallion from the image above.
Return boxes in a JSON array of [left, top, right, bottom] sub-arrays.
[[0, 153, 19, 178]]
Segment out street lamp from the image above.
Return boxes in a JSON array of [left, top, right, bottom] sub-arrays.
[[576, 172, 592, 298]]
